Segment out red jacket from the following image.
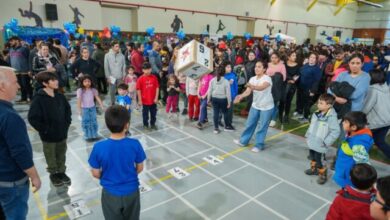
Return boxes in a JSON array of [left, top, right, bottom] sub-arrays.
[[326, 186, 375, 220], [131, 50, 144, 76]]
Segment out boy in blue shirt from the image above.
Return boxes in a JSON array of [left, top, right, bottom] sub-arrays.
[[334, 111, 373, 188], [116, 83, 132, 136], [88, 105, 146, 220]]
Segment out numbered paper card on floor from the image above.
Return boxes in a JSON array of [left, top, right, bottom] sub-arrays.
[[168, 167, 190, 179], [203, 155, 223, 165], [63, 199, 91, 220], [139, 181, 152, 194]]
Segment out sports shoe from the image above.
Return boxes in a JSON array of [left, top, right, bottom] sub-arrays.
[[269, 120, 276, 127], [317, 168, 328, 185], [283, 115, 290, 124], [251, 147, 260, 153], [57, 173, 71, 185], [181, 108, 188, 115], [213, 129, 220, 134], [233, 139, 244, 147], [299, 118, 309, 124], [150, 125, 158, 130], [224, 126, 235, 132], [50, 174, 64, 187], [196, 123, 203, 129], [143, 125, 150, 130], [193, 117, 199, 121]]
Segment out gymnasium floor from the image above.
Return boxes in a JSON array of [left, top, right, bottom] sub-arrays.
[[15, 93, 390, 220]]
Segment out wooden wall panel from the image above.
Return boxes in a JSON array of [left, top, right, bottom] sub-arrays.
[[353, 29, 387, 44]]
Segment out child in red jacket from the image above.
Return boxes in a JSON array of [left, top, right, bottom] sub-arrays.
[[326, 163, 377, 220]]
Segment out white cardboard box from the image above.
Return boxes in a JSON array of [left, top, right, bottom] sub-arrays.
[[176, 40, 213, 79]]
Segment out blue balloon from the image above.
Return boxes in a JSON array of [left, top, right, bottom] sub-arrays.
[[227, 32, 234, 41], [177, 30, 185, 40], [326, 36, 332, 41], [146, 27, 155, 37], [244, 32, 251, 40], [63, 22, 76, 34], [110, 25, 121, 37], [345, 38, 350, 43], [263, 34, 270, 41]]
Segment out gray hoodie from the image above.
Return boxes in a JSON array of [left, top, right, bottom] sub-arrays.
[[207, 77, 231, 105], [362, 84, 390, 129], [104, 49, 126, 80]]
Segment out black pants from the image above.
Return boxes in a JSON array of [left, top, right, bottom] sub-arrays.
[[295, 87, 304, 114], [101, 189, 140, 220], [0, 204, 5, 220], [302, 90, 313, 119], [142, 104, 157, 127], [245, 93, 253, 111], [372, 126, 390, 159], [310, 149, 323, 169], [17, 74, 33, 101], [97, 77, 107, 94], [279, 83, 297, 118], [212, 98, 229, 129]]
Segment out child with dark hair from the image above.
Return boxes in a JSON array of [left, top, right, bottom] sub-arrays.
[[305, 94, 340, 184], [77, 74, 104, 141], [124, 66, 138, 110], [333, 111, 374, 188], [326, 163, 377, 220], [116, 83, 132, 136], [28, 71, 72, 187], [370, 176, 390, 220], [166, 74, 180, 118], [88, 105, 146, 220]]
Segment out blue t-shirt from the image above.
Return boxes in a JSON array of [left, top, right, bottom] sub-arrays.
[[116, 95, 132, 111], [88, 138, 146, 196]]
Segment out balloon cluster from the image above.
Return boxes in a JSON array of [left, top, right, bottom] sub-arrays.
[[275, 34, 282, 43], [176, 30, 185, 40], [345, 37, 350, 44], [4, 18, 19, 31], [226, 32, 234, 41], [103, 27, 111, 38], [244, 32, 251, 40], [146, 27, 155, 37], [63, 22, 76, 35], [110, 25, 121, 37], [263, 34, 270, 42]]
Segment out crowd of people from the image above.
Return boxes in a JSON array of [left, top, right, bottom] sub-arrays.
[[1, 33, 390, 220]]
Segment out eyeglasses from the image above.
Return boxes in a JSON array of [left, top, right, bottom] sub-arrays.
[[371, 195, 390, 212]]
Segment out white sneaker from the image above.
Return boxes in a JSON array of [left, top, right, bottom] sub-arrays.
[[214, 129, 220, 134], [251, 147, 260, 153], [269, 120, 276, 127], [233, 139, 244, 147], [293, 112, 298, 117]]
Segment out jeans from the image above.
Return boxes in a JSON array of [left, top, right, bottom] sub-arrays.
[[199, 98, 208, 123], [142, 104, 157, 127], [166, 95, 179, 113], [272, 101, 279, 121], [211, 98, 228, 129], [82, 107, 98, 139], [0, 180, 29, 220], [372, 126, 390, 159], [17, 74, 32, 101], [188, 95, 200, 119], [239, 107, 273, 149], [43, 140, 68, 174]]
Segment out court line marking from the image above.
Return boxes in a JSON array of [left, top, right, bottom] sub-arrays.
[[305, 202, 330, 220]]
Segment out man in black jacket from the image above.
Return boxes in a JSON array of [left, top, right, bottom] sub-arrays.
[[28, 71, 72, 187]]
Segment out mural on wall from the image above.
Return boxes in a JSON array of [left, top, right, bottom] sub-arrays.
[[69, 4, 84, 27], [171, 15, 183, 32], [216, 19, 225, 34], [266, 24, 274, 36], [18, 1, 43, 27]]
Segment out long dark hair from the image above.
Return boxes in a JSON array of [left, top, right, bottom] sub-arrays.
[[216, 66, 226, 81], [79, 74, 96, 89]]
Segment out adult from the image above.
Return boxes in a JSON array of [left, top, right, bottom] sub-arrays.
[[80, 36, 94, 58], [280, 51, 300, 123], [91, 43, 107, 94], [266, 52, 286, 126], [104, 41, 126, 105], [70, 47, 100, 83], [362, 69, 390, 159], [0, 66, 41, 219], [124, 42, 134, 67], [130, 43, 145, 77], [370, 176, 390, 220], [325, 49, 348, 86], [8, 36, 32, 103], [148, 41, 163, 76], [241, 50, 257, 116], [233, 61, 274, 152]]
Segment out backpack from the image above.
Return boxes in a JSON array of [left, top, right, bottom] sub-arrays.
[[234, 64, 247, 86]]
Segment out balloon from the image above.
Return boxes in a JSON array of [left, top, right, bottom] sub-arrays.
[[176, 30, 185, 40], [110, 25, 121, 37], [244, 32, 251, 40], [78, 27, 85, 35], [326, 36, 332, 41], [63, 22, 76, 34], [246, 39, 254, 47], [263, 34, 270, 42], [226, 32, 234, 41], [275, 34, 282, 42], [98, 32, 103, 38], [74, 33, 81, 39], [332, 36, 340, 44], [345, 38, 350, 43], [218, 41, 227, 50], [146, 27, 155, 37]]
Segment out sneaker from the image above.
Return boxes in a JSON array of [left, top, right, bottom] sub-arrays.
[[299, 118, 309, 124], [224, 126, 235, 132], [233, 139, 244, 147], [283, 115, 290, 124], [57, 173, 71, 185], [304, 168, 319, 176], [251, 147, 260, 153], [269, 120, 276, 127], [204, 118, 209, 123], [50, 174, 64, 187], [143, 125, 150, 130], [196, 123, 203, 129], [181, 109, 188, 115], [293, 112, 298, 117], [293, 113, 303, 119], [150, 125, 158, 130], [213, 129, 220, 134]]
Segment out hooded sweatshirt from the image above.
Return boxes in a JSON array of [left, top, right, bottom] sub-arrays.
[[334, 128, 373, 188], [207, 77, 231, 105], [362, 84, 390, 129], [28, 89, 72, 142], [104, 49, 126, 80]]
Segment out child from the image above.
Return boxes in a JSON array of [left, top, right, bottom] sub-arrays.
[[77, 75, 104, 141], [223, 61, 238, 131], [28, 71, 72, 187], [166, 74, 180, 118], [196, 71, 214, 129], [326, 163, 377, 220], [370, 176, 390, 220], [334, 111, 374, 188], [160, 63, 169, 105], [305, 94, 340, 184], [186, 76, 200, 121], [136, 62, 159, 130], [116, 83, 132, 136], [207, 66, 231, 134], [124, 66, 138, 110], [88, 105, 146, 220]]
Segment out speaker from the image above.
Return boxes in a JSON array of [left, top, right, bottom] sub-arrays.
[[335, 30, 342, 37], [45, 4, 58, 21]]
